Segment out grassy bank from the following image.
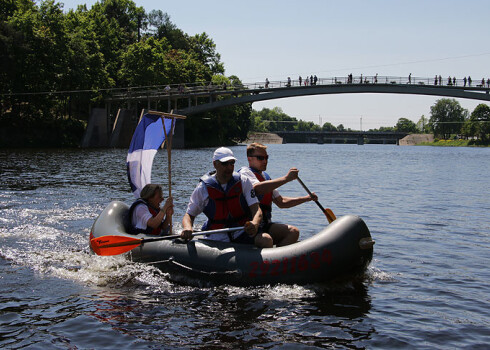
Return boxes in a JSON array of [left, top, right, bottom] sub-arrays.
[[417, 139, 490, 147]]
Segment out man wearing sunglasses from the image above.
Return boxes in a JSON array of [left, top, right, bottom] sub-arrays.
[[239, 142, 318, 246], [182, 147, 274, 247]]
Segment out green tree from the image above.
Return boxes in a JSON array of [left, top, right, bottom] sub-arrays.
[[295, 120, 320, 131], [462, 103, 490, 141], [429, 98, 468, 139], [322, 122, 337, 131], [416, 115, 430, 133], [395, 117, 418, 133]]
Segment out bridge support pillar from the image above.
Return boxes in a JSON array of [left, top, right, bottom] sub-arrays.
[[81, 108, 109, 147], [109, 108, 137, 148], [357, 136, 364, 145]]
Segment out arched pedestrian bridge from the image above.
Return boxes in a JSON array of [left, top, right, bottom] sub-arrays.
[[106, 75, 490, 116], [84, 76, 489, 148]]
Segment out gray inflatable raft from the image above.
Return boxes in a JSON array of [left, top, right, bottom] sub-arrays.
[[90, 201, 374, 286]]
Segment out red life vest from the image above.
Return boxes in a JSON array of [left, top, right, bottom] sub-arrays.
[[201, 172, 251, 232], [249, 167, 273, 224], [125, 199, 166, 236]]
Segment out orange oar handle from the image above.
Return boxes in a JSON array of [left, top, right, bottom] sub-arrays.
[[90, 226, 245, 256]]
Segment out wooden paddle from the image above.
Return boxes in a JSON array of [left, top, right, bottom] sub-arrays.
[[297, 176, 336, 223], [90, 226, 244, 256]]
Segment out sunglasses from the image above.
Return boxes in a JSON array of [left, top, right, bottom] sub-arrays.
[[219, 160, 235, 166], [250, 155, 269, 161]]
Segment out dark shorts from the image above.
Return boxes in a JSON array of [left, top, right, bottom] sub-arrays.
[[233, 232, 255, 245], [258, 221, 275, 234]]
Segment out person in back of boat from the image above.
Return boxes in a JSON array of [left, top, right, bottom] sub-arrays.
[[126, 184, 174, 236], [238, 142, 318, 246], [181, 147, 273, 247]]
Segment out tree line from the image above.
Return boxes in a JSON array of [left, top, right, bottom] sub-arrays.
[[251, 100, 490, 144], [0, 0, 250, 147]]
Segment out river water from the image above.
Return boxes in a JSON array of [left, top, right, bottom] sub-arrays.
[[0, 144, 488, 349]]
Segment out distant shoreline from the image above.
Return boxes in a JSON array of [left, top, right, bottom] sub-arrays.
[[417, 139, 489, 147]]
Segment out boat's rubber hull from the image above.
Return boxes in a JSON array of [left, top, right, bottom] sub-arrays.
[[90, 201, 374, 286]]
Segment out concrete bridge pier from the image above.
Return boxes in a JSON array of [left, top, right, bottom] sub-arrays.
[[81, 108, 109, 147]]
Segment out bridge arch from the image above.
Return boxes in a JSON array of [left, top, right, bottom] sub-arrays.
[[176, 82, 490, 115]]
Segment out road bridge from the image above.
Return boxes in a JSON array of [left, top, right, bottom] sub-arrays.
[[275, 130, 409, 145]]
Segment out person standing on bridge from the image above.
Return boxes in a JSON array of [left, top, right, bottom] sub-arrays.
[[238, 143, 318, 247], [464, 76, 467, 87], [299, 76, 302, 86], [265, 78, 269, 88], [468, 76, 472, 86], [408, 73, 412, 84]]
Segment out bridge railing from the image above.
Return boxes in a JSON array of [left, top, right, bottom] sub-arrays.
[[107, 75, 490, 101]]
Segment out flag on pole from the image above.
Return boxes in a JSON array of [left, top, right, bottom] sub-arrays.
[[126, 113, 173, 198]]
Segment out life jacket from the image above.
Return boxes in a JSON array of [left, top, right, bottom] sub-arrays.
[[201, 172, 251, 239], [124, 199, 166, 236], [249, 167, 273, 224]]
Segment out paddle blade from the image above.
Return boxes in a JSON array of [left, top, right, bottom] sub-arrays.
[[90, 235, 142, 256], [324, 208, 336, 223]]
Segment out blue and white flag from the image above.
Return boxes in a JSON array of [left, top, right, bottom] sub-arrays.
[[126, 113, 173, 198]]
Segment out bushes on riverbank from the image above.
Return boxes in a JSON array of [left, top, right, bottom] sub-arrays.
[[417, 139, 490, 147]]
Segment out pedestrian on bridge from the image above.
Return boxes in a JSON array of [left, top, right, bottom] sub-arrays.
[[464, 76, 467, 86], [299, 76, 302, 86], [468, 76, 472, 86]]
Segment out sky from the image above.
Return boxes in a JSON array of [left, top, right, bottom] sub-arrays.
[[59, 0, 490, 130]]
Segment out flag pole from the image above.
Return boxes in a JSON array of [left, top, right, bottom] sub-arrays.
[[161, 113, 172, 234]]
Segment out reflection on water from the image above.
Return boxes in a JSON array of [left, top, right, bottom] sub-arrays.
[[0, 145, 489, 348]]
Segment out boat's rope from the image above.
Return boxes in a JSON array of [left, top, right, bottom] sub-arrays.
[[168, 259, 242, 277]]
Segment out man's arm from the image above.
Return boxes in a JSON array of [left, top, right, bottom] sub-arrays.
[[181, 213, 195, 240], [253, 168, 299, 195], [272, 192, 318, 209], [244, 203, 262, 236]]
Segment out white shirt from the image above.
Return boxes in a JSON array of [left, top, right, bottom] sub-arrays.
[[131, 203, 154, 230], [186, 172, 258, 241], [238, 166, 280, 199]]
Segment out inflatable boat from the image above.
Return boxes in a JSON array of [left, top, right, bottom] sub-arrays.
[[89, 201, 374, 286]]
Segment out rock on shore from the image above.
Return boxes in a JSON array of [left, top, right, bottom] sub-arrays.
[[399, 134, 434, 146], [242, 132, 283, 144]]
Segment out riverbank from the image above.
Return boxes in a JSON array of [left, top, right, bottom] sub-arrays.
[[417, 139, 490, 147]]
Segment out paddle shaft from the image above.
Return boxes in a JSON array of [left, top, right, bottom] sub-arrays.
[[297, 177, 326, 212], [297, 176, 336, 223], [140, 226, 242, 244]]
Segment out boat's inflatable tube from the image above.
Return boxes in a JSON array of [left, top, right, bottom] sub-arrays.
[[90, 201, 374, 286]]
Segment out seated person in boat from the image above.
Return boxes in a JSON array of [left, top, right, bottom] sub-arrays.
[[126, 184, 174, 236], [238, 142, 318, 246], [182, 147, 274, 248]]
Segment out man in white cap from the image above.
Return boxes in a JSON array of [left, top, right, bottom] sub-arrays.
[[182, 147, 273, 247]]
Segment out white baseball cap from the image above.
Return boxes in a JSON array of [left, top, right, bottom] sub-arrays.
[[212, 147, 237, 162]]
